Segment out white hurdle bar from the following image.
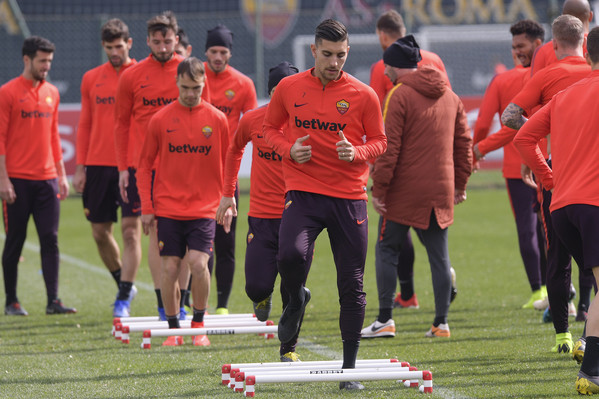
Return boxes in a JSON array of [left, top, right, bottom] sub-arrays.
[[111, 313, 257, 335], [117, 319, 271, 344], [227, 363, 416, 391], [141, 325, 279, 349], [241, 369, 433, 396], [221, 359, 406, 385]]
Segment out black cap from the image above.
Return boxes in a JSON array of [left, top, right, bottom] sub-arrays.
[[268, 61, 299, 94], [383, 34, 422, 69], [205, 24, 233, 50]]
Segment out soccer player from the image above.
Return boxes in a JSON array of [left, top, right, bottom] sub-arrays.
[[513, 26, 599, 395], [369, 9, 453, 309], [472, 20, 549, 310], [363, 36, 472, 339], [114, 11, 206, 318], [138, 57, 229, 346], [530, 0, 593, 76], [203, 24, 258, 314], [0, 36, 76, 316], [175, 28, 192, 57], [263, 19, 387, 389], [216, 61, 312, 361], [73, 19, 138, 305], [503, 14, 592, 354]]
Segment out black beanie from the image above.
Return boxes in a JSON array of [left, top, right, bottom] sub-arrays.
[[268, 61, 299, 94], [383, 34, 422, 69], [205, 24, 233, 50]]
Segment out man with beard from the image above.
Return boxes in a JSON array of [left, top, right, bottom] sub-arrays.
[[73, 19, 138, 307], [0, 36, 76, 315]]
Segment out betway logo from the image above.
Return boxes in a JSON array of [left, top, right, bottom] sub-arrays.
[[21, 110, 51, 119], [258, 148, 282, 161], [294, 116, 346, 132], [168, 143, 211, 155], [96, 95, 115, 104], [215, 105, 232, 116], [143, 96, 176, 107]]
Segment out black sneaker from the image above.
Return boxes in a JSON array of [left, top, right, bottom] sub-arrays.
[[339, 381, 364, 390], [5, 302, 28, 316], [253, 294, 272, 322], [278, 287, 310, 344], [46, 299, 77, 315]]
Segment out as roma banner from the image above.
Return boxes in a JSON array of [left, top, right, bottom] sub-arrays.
[[241, 0, 299, 49]]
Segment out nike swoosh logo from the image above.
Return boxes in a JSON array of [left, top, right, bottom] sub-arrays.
[[357, 219, 367, 225], [166, 129, 176, 133], [132, 207, 141, 213], [96, 83, 104, 87], [140, 84, 151, 88], [19, 98, 27, 103], [369, 323, 387, 332], [257, 134, 264, 138], [294, 103, 308, 107]]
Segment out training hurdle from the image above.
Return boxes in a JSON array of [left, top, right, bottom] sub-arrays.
[[221, 358, 406, 385], [119, 320, 273, 344], [227, 363, 418, 391], [111, 313, 257, 336], [239, 368, 432, 396], [141, 325, 279, 348]]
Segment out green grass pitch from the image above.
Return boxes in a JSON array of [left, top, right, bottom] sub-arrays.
[[0, 170, 586, 398]]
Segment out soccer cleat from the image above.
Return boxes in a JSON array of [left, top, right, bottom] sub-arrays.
[[425, 323, 450, 338], [361, 319, 396, 338], [179, 307, 187, 321], [280, 352, 301, 362], [542, 307, 552, 323], [113, 300, 130, 318], [450, 266, 457, 303], [162, 335, 184, 346], [339, 381, 365, 390], [253, 295, 272, 322], [577, 310, 588, 322], [551, 332, 573, 354], [215, 307, 229, 315], [157, 307, 166, 321], [573, 337, 586, 364], [568, 301, 577, 317], [522, 286, 547, 309], [46, 299, 77, 315], [533, 297, 549, 311], [278, 287, 311, 344], [4, 302, 28, 316], [394, 293, 419, 309], [128, 285, 138, 302], [576, 371, 599, 395], [191, 321, 210, 346]]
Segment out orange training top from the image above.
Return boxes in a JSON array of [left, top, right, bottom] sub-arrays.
[[263, 68, 387, 201], [0, 76, 62, 180], [530, 35, 588, 76], [137, 100, 229, 219], [205, 63, 257, 139], [514, 70, 599, 211], [223, 105, 285, 218], [512, 56, 591, 115], [77, 60, 136, 166], [114, 53, 211, 170], [369, 50, 451, 108], [474, 65, 547, 178]]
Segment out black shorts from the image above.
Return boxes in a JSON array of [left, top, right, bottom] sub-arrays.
[[82, 166, 121, 223], [156, 217, 215, 258], [551, 204, 599, 270], [120, 167, 143, 218]]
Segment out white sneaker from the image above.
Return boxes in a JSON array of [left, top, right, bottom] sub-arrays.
[[568, 301, 577, 317], [533, 296, 549, 311], [361, 319, 395, 338]]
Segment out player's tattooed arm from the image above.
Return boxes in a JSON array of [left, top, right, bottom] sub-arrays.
[[501, 103, 527, 130]]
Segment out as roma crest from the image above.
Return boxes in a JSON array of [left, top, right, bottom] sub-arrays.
[[336, 99, 349, 115], [202, 126, 213, 138], [225, 89, 235, 100], [241, 0, 299, 49]]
